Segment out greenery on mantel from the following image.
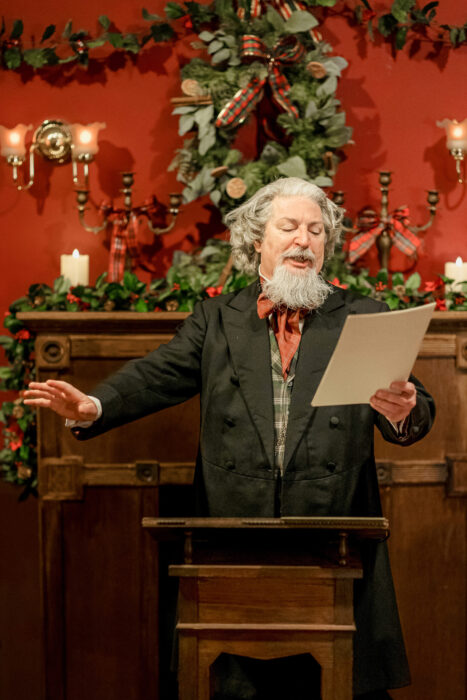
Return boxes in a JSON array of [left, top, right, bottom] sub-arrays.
[[1, 237, 466, 497], [0, 0, 465, 72]]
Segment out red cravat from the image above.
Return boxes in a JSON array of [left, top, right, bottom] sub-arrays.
[[257, 293, 305, 380]]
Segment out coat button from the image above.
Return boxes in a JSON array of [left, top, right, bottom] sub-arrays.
[[224, 416, 235, 427], [225, 460, 235, 470], [413, 425, 420, 435], [230, 374, 240, 386], [330, 416, 340, 427], [327, 461, 337, 472]]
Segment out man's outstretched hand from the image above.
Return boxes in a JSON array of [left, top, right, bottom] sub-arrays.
[[369, 381, 417, 424], [24, 380, 98, 422]]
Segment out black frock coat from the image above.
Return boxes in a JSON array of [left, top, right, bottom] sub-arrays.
[[73, 281, 435, 695]]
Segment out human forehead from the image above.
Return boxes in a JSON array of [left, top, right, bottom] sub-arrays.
[[268, 195, 324, 225]]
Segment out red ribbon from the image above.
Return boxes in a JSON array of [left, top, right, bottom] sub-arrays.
[[348, 207, 420, 264], [215, 34, 305, 129], [108, 214, 140, 282]]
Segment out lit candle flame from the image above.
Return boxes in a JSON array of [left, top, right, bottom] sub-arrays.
[[455, 256, 463, 266], [9, 131, 21, 145], [452, 126, 465, 139], [72, 249, 80, 258], [79, 129, 92, 145]]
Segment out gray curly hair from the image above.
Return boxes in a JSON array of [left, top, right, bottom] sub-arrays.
[[225, 177, 345, 275]]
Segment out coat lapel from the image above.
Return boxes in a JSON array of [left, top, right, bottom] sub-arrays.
[[283, 289, 349, 470], [221, 282, 275, 468]]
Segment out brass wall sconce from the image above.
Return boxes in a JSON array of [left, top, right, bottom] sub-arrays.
[[437, 118, 467, 184], [0, 119, 182, 236], [333, 171, 439, 270], [0, 119, 105, 190]]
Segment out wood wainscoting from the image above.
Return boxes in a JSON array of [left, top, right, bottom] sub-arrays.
[[5, 310, 465, 700]]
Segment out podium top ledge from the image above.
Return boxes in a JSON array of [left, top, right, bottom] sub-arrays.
[[142, 516, 389, 539]]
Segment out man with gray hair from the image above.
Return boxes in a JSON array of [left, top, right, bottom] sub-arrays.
[[25, 177, 435, 699]]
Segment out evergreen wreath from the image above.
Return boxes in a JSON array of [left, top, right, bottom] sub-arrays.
[[168, 0, 353, 213]]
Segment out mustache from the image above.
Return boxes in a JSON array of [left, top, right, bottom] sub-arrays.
[[280, 248, 316, 264]]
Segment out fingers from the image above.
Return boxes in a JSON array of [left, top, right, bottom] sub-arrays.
[[370, 381, 416, 423]]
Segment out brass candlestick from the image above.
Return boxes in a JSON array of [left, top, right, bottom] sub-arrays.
[[333, 171, 439, 270]]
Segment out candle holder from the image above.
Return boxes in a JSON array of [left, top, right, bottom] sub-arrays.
[[333, 171, 439, 270], [75, 171, 183, 235]]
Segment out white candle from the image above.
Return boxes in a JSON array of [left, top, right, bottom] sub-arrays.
[[445, 257, 467, 293], [60, 249, 89, 287], [69, 122, 106, 158], [0, 124, 33, 158]]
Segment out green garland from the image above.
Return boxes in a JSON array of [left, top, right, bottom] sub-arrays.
[[170, 4, 352, 211], [1, 237, 466, 496], [0, 2, 465, 71]]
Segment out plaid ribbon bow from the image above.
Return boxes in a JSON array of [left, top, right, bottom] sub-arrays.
[[215, 34, 305, 129], [348, 207, 421, 264], [108, 213, 140, 282]]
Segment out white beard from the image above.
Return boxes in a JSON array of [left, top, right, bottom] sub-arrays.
[[261, 249, 332, 310]]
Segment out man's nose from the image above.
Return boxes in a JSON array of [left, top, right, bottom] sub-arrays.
[[294, 226, 310, 247]]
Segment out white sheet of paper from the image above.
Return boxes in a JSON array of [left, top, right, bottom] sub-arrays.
[[311, 302, 436, 406]]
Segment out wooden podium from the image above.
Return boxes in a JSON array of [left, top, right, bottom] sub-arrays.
[[143, 516, 389, 700]]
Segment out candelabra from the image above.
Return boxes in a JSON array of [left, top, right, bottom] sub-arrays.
[[75, 171, 183, 235], [333, 171, 439, 270]]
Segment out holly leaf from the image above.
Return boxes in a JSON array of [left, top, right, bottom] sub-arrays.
[[98, 15, 111, 30], [3, 48, 22, 69], [142, 8, 164, 21], [62, 20, 73, 39], [164, 2, 186, 19], [391, 0, 415, 23], [10, 19, 23, 39], [107, 32, 124, 48], [41, 24, 56, 43], [23, 48, 49, 68], [405, 272, 421, 291], [378, 13, 398, 36], [395, 25, 408, 49], [123, 33, 140, 53], [150, 23, 175, 42]]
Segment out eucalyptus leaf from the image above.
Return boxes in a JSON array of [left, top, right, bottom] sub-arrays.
[[179, 114, 195, 136], [207, 39, 224, 54], [276, 155, 308, 179], [199, 30, 215, 41], [199, 130, 216, 155], [211, 47, 231, 64], [266, 6, 286, 32], [172, 105, 197, 115], [194, 104, 214, 128], [284, 11, 319, 33], [405, 272, 421, 291], [316, 76, 338, 97], [312, 175, 333, 187]]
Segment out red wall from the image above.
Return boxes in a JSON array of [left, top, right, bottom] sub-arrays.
[[0, 0, 466, 315]]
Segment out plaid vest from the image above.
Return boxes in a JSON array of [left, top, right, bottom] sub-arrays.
[[269, 327, 299, 475]]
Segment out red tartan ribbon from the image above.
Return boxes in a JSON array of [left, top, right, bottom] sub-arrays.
[[348, 207, 420, 264], [108, 214, 140, 282], [237, 0, 307, 20], [215, 34, 305, 129]]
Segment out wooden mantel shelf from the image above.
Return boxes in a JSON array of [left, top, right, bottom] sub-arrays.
[[15, 309, 467, 334]]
